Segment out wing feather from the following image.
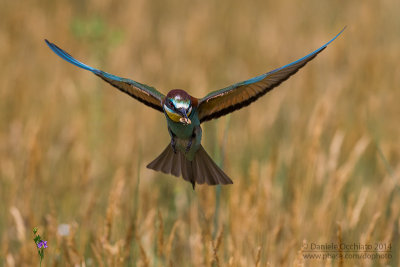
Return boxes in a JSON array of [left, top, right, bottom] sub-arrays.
[[45, 40, 165, 112], [198, 27, 345, 123]]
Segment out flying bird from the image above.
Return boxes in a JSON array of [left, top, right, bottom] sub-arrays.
[[45, 28, 345, 189]]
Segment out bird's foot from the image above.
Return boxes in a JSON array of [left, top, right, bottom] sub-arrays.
[[185, 139, 192, 153], [171, 138, 177, 154]]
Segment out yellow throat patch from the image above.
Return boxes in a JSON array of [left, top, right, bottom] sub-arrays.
[[164, 104, 192, 123], [164, 104, 182, 122]]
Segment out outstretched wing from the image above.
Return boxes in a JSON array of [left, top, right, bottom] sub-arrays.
[[45, 40, 165, 112], [197, 27, 345, 123]]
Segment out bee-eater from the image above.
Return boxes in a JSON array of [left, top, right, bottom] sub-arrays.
[[45, 28, 344, 189]]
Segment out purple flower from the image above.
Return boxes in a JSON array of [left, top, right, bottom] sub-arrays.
[[37, 240, 48, 249]]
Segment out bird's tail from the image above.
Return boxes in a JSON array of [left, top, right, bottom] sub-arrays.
[[146, 144, 233, 189]]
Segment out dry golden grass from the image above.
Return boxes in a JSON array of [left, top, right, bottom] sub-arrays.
[[1, 0, 399, 266]]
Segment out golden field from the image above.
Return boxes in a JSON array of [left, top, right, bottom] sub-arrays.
[[1, 0, 399, 266]]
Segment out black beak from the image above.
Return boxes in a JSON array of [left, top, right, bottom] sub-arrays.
[[178, 108, 191, 124]]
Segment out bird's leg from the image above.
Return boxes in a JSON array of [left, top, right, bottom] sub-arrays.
[[171, 138, 177, 153], [168, 127, 177, 153], [185, 130, 197, 153], [185, 126, 201, 153], [186, 138, 193, 153]]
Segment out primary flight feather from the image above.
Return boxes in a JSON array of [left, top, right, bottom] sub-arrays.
[[45, 27, 345, 189]]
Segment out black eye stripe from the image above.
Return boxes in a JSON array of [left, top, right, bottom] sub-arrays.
[[167, 98, 192, 113], [168, 99, 177, 111]]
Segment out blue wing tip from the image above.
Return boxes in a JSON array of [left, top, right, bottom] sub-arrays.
[[324, 26, 347, 48], [241, 26, 346, 86], [44, 39, 57, 51], [44, 39, 98, 73]]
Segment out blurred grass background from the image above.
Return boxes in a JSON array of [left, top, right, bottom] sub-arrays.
[[1, 0, 399, 266]]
